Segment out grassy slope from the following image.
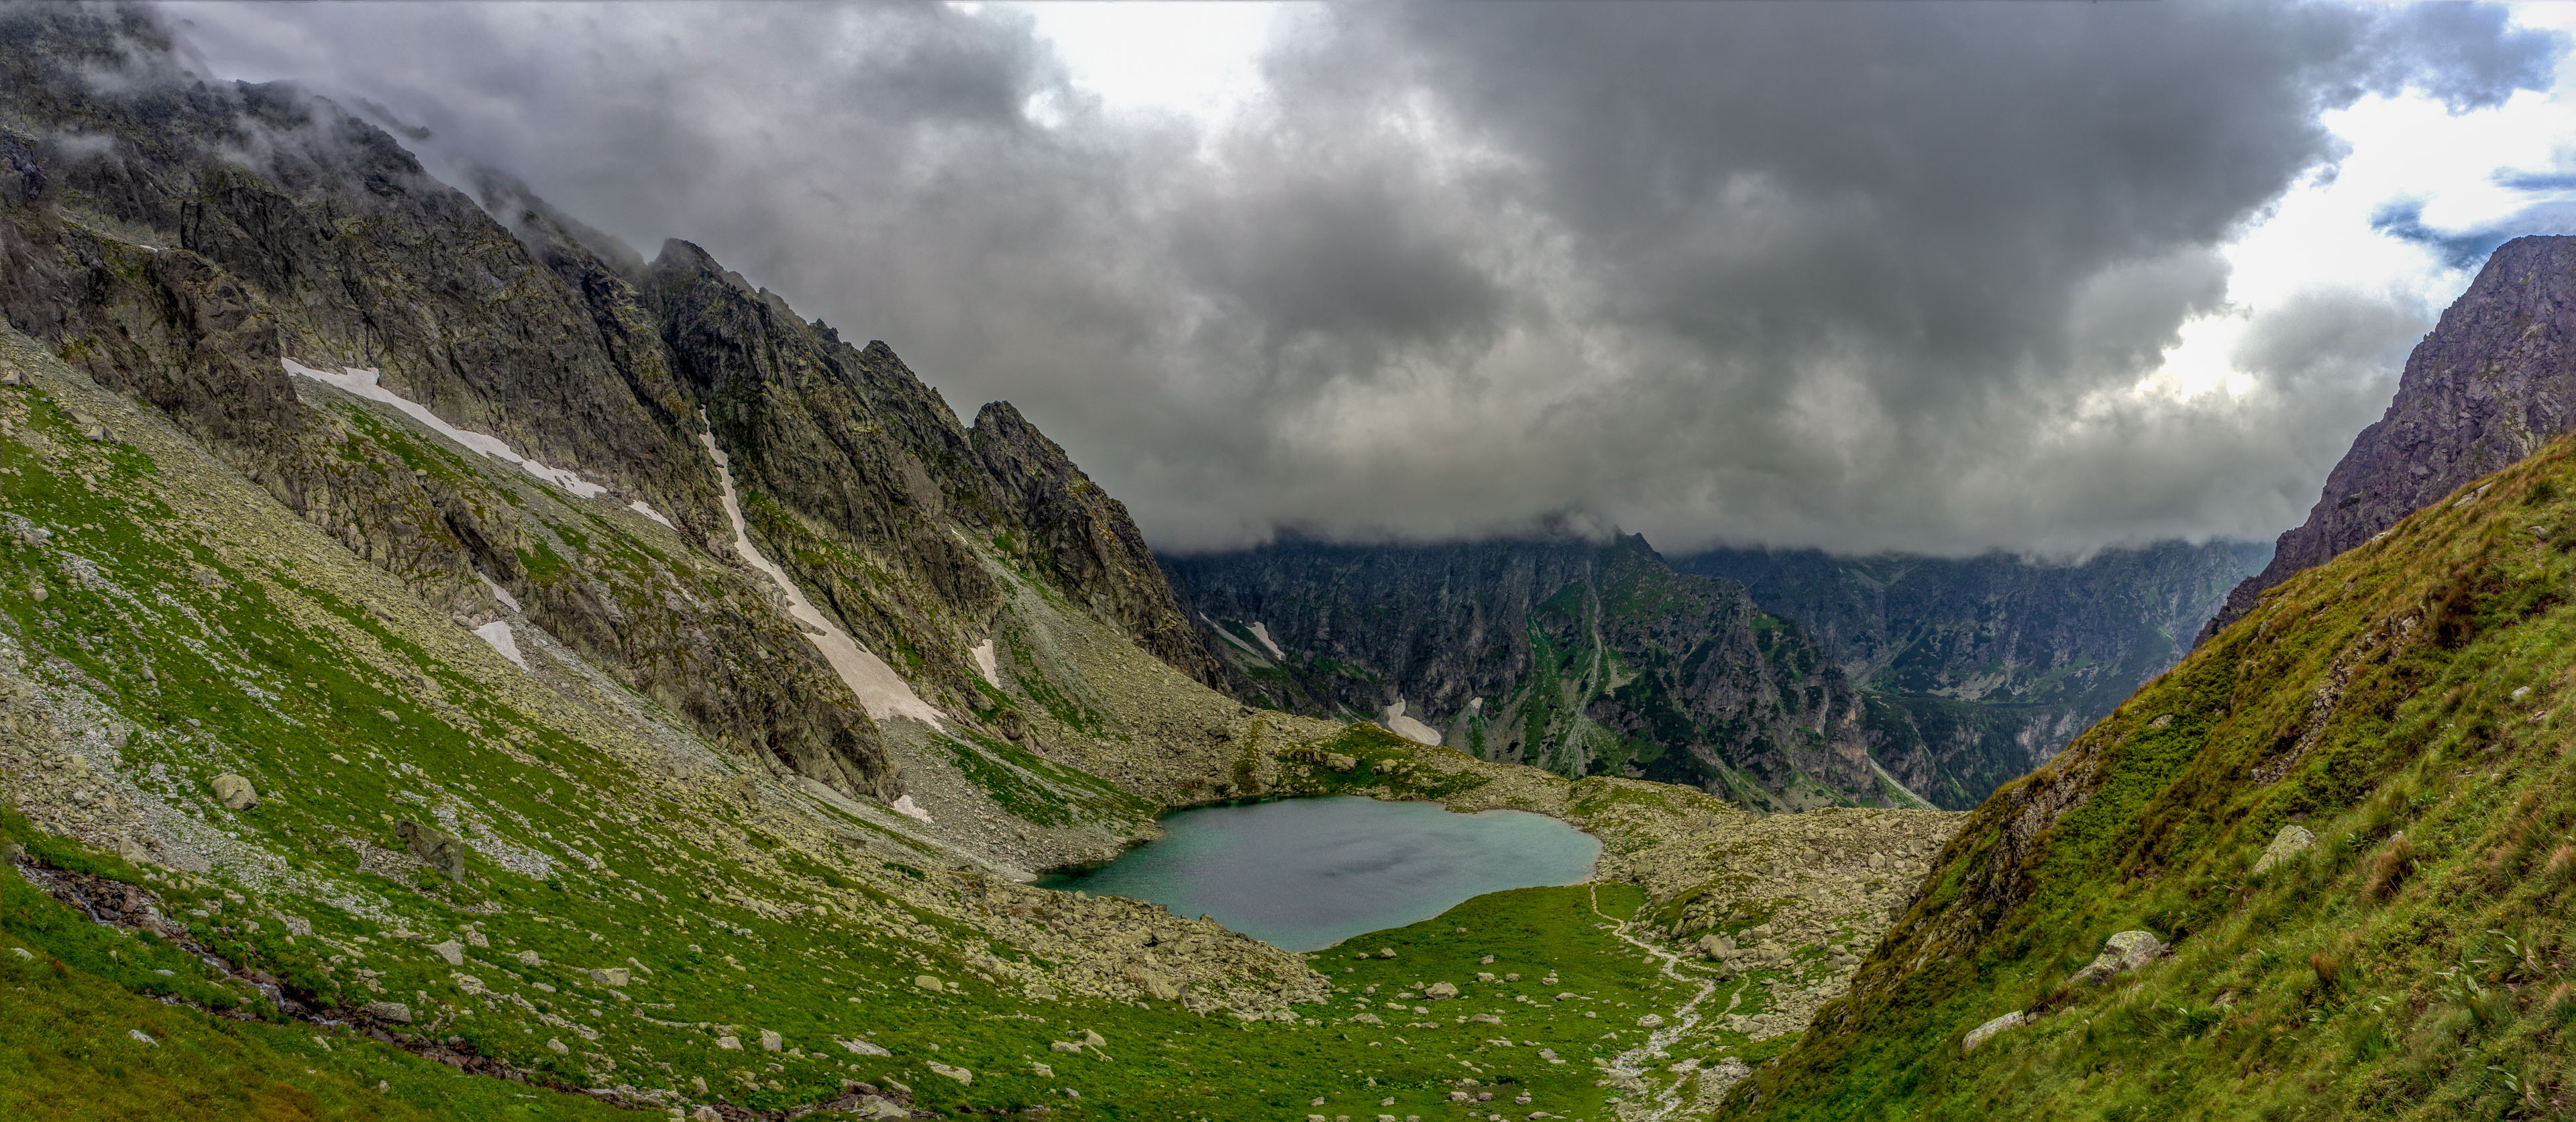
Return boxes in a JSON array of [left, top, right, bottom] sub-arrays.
[[1735, 438, 2576, 1121], [1, 811, 629, 1122], [0, 818, 1708, 1121], [0, 332, 1964, 1119]]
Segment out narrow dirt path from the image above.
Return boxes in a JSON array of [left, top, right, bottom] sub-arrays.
[[1589, 884, 1725, 1122]]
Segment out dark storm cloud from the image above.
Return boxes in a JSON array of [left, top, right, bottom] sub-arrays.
[[156, 1, 2559, 556]]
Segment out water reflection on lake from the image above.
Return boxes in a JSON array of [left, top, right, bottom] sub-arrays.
[[1039, 796, 1600, 952]]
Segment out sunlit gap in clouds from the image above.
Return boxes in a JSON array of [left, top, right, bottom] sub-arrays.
[[985, 1, 1283, 125], [2131, 47, 2576, 410]]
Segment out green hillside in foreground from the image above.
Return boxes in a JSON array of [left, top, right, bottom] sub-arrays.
[[1733, 437, 2576, 1120]]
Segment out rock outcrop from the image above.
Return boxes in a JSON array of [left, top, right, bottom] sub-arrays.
[[2072, 929, 2165, 986], [2251, 823, 2314, 874], [2200, 234, 2576, 643], [645, 238, 1222, 702]]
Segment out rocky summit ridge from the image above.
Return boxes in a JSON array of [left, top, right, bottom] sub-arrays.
[[0, 9, 1960, 1120], [2200, 234, 2576, 644]]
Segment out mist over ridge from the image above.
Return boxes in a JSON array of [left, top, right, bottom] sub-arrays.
[[159, 0, 2567, 558]]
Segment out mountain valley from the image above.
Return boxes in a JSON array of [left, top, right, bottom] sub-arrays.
[[0, 9, 1956, 1120], [3, 7, 2573, 1122]]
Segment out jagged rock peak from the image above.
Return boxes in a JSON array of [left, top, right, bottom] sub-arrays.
[[2202, 234, 2576, 644], [642, 237, 1225, 691]]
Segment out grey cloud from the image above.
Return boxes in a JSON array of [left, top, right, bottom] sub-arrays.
[[156, 1, 2559, 556], [2231, 287, 2432, 392]]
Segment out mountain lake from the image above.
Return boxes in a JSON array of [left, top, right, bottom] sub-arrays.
[[1038, 795, 1601, 952]]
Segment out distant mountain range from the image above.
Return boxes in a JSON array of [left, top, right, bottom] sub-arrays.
[[1686, 540, 2269, 801], [1163, 536, 2265, 810]]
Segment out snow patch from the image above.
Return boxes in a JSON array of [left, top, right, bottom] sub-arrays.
[[969, 639, 1000, 688], [1246, 621, 1285, 659], [472, 621, 528, 670], [627, 500, 674, 529], [890, 794, 934, 824], [698, 425, 947, 729], [1201, 615, 1281, 662], [284, 359, 609, 498], [1381, 699, 1441, 746], [475, 571, 522, 614]]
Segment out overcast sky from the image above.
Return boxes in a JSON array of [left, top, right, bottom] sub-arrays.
[[160, 1, 2576, 558]]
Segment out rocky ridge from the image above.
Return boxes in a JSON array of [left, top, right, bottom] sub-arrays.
[[2200, 234, 2576, 644]]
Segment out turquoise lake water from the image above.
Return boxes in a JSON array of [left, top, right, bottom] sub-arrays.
[[1038, 796, 1601, 952]]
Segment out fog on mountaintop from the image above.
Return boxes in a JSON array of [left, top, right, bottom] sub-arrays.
[[162, 1, 2561, 557]]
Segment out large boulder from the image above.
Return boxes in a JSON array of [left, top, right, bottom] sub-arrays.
[[393, 821, 466, 878], [1126, 966, 1183, 1002], [2252, 825, 2316, 874], [210, 774, 257, 811], [2075, 931, 2166, 985], [1962, 1010, 2024, 1052]]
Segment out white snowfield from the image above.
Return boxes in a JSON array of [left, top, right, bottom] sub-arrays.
[[1202, 614, 1287, 662], [628, 500, 674, 528], [476, 571, 523, 613], [969, 639, 1001, 688], [1382, 698, 1442, 746], [697, 428, 950, 733], [472, 621, 529, 670], [283, 359, 670, 531]]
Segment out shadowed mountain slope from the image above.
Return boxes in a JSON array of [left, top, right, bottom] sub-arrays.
[[1689, 542, 2270, 807], [1164, 536, 1970, 811], [0, 5, 1222, 810]]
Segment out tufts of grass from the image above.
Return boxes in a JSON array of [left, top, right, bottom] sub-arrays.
[[1737, 434, 2576, 1121]]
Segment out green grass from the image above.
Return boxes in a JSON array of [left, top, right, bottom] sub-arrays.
[[0, 358, 1738, 1120], [932, 730, 1152, 828], [0, 937, 627, 1121], [1737, 436, 2576, 1121]]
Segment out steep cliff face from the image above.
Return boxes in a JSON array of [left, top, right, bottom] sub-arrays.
[[1690, 542, 2269, 805], [1164, 536, 1949, 811], [2201, 234, 2576, 643], [0, 7, 902, 801], [641, 244, 1224, 710], [0, 5, 1220, 807], [1734, 444, 2576, 1121]]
